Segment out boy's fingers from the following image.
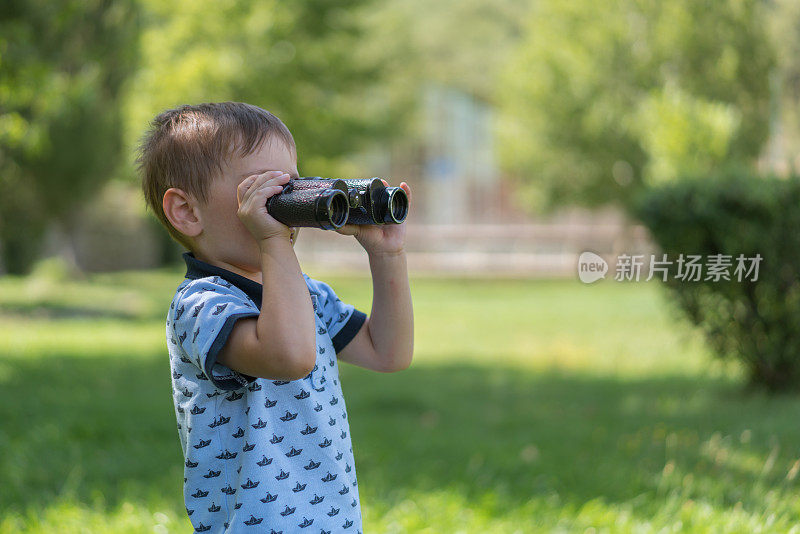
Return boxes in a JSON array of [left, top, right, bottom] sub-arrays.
[[400, 181, 411, 202], [242, 184, 284, 212], [238, 172, 287, 205], [334, 224, 360, 237], [237, 176, 258, 204]]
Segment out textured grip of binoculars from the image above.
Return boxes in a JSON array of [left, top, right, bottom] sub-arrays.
[[266, 187, 349, 230]]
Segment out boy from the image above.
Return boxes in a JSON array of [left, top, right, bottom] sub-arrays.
[[137, 102, 414, 533]]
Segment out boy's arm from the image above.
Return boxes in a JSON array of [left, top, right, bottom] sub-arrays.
[[217, 236, 317, 381], [216, 170, 316, 381], [337, 249, 414, 373]]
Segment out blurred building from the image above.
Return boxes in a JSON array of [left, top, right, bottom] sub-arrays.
[[295, 83, 652, 278]]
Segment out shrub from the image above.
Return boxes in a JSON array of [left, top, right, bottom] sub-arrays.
[[634, 167, 800, 392]]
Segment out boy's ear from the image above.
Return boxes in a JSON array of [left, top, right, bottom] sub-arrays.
[[163, 187, 203, 238]]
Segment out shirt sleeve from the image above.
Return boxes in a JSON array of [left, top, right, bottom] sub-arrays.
[[305, 275, 367, 353], [169, 277, 260, 391]]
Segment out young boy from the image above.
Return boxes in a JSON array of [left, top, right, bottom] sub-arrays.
[[137, 102, 414, 533]]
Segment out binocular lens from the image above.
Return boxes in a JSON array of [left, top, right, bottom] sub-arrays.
[[327, 192, 349, 228], [386, 187, 409, 224]]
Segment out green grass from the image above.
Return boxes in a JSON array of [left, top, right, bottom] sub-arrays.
[[1, 267, 799, 533]]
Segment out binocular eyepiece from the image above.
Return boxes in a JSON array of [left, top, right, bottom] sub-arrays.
[[266, 177, 409, 230]]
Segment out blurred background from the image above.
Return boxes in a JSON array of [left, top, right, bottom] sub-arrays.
[[2, 0, 800, 532]]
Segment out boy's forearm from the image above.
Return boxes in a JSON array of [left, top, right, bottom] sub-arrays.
[[256, 237, 316, 366], [366, 250, 414, 371]]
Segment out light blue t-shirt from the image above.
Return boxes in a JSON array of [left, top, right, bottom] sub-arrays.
[[167, 252, 367, 533]]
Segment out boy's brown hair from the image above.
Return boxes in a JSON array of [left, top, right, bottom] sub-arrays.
[[137, 102, 295, 249]]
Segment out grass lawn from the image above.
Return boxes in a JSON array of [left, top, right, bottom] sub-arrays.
[[1, 265, 799, 533]]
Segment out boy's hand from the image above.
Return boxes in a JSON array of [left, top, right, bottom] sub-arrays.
[[335, 181, 411, 256], [237, 171, 293, 245]]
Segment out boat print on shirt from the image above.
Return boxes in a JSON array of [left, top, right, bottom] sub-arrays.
[[251, 418, 267, 429], [243, 515, 262, 526], [256, 455, 273, 466], [215, 449, 237, 460], [280, 505, 295, 516], [264, 397, 277, 408], [241, 478, 259, 490], [298, 517, 314, 528], [208, 415, 230, 428], [225, 391, 243, 401], [260, 492, 278, 503], [304, 459, 321, 470], [280, 411, 298, 422]]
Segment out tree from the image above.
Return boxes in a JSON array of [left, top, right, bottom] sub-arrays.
[[123, 0, 392, 180], [0, 0, 141, 274], [496, 0, 775, 211]]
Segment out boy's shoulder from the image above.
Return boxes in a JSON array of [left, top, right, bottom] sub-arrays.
[[169, 276, 258, 319]]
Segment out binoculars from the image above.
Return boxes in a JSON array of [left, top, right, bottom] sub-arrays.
[[266, 177, 409, 230]]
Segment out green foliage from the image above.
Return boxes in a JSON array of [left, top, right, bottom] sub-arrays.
[[0, 0, 141, 274], [635, 168, 800, 391], [497, 0, 775, 211], [123, 0, 393, 178]]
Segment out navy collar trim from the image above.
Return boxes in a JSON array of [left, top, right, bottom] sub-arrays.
[[183, 252, 264, 307]]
